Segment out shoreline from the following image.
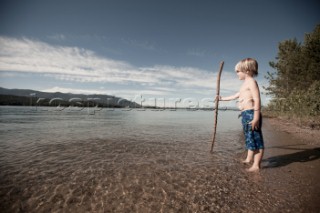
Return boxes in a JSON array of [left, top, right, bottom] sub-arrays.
[[266, 117, 320, 145], [257, 118, 320, 212]]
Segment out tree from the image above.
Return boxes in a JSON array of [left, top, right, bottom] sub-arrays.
[[265, 25, 320, 120]]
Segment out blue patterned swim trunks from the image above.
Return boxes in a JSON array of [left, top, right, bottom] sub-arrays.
[[241, 109, 264, 150]]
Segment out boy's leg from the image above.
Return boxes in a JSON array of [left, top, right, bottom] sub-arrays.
[[247, 149, 264, 172], [243, 149, 254, 163]]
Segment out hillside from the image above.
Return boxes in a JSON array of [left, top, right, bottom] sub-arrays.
[[0, 87, 139, 108]]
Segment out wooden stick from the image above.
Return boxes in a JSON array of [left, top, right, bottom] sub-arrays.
[[211, 61, 224, 152]]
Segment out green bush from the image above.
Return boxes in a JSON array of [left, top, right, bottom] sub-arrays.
[[264, 25, 320, 126]]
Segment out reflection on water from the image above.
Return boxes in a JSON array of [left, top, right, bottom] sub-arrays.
[[0, 106, 266, 212]]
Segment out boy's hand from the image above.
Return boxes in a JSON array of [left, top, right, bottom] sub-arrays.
[[215, 95, 221, 102], [249, 119, 259, 131]]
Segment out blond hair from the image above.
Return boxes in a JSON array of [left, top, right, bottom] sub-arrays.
[[235, 58, 258, 77]]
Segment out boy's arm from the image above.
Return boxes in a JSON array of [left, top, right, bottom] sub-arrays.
[[219, 92, 240, 101], [249, 80, 261, 130]]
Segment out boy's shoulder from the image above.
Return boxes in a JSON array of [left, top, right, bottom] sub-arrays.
[[248, 78, 258, 85], [244, 78, 259, 89], [244, 78, 257, 85]]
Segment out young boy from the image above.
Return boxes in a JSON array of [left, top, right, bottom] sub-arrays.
[[218, 58, 264, 172]]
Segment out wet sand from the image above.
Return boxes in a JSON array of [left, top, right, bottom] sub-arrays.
[[1, 118, 320, 212], [257, 118, 320, 212]]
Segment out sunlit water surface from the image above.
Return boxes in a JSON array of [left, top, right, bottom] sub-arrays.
[[1, 106, 262, 212]]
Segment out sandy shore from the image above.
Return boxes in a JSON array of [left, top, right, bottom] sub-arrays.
[[256, 118, 320, 212], [266, 117, 320, 145]]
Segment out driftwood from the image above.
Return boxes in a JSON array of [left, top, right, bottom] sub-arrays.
[[211, 61, 224, 152]]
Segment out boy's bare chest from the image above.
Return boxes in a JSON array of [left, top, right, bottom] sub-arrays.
[[240, 83, 249, 92], [239, 84, 251, 97]]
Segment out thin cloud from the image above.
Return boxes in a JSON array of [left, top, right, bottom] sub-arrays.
[[187, 49, 206, 57], [42, 87, 108, 95], [47, 34, 66, 41], [47, 34, 110, 42], [42, 86, 168, 98], [121, 38, 157, 51], [0, 36, 241, 98]]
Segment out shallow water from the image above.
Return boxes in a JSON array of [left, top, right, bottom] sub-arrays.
[[1, 106, 272, 212]]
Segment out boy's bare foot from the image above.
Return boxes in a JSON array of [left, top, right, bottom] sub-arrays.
[[246, 166, 260, 172], [242, 160, 251, 164]]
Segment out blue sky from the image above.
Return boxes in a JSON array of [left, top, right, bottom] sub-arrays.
[[0, 0, 319, 107]]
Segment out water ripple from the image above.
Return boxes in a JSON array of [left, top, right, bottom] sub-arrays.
[[1, 107, 265, 212]]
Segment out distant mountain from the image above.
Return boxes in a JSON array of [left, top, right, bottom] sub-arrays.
[[0, 87, 140, 108]]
